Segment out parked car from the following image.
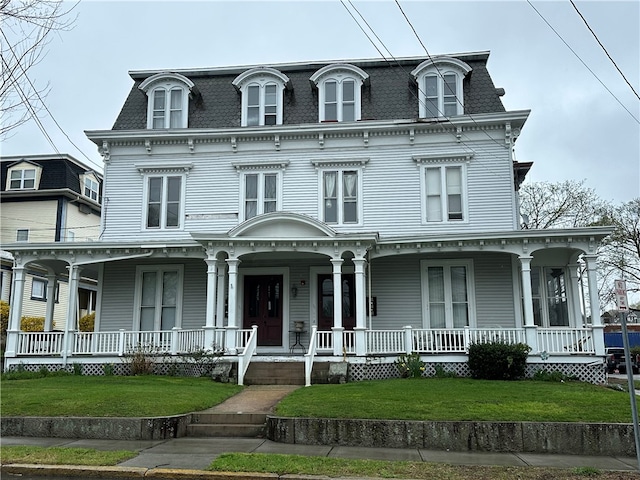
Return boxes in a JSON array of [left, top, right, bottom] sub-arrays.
[[606, 347, 639, 374]]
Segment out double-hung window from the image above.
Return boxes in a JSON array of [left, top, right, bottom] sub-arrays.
[[422, 164, 466, 222], [136, 265, 183, 331], [421, 259, 475, 328], [81, 174, 100, 202], [233, 68, 289, 127], [322, 170, 359, 224], [411, 57, 471, 119], [243, 172, 279, 220], [139, 73, 194, 129], [31, 278, 46, 301], [310, 64, 369, 123], [145, 175, 182, 229]]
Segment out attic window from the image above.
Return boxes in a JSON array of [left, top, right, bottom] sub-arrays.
[[139, 73, 195, 129], [310, 64, 369, 123], [81, 173, 100, 202], [232, 67, 290, 127], [411, 57, 472, 118], [6, 161, 42, 190]]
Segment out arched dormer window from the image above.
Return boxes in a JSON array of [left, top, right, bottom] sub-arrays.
[[411, 57, 471, 118], [310, 64, 369, 123], [139, 73, 195, 129], [232, 67, 290, 127]]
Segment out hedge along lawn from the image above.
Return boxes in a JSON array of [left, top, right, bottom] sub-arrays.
[[274, 378, 638, 423], [0, 375, 243, 417]]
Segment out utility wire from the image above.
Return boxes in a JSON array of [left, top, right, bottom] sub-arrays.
[[527, 0, 639, 124], [569, 0, 640, 101], [0, 28, 101, 169]]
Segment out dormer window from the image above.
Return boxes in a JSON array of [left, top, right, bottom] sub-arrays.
[[81, 173, 100, 202], [411, 57, 472, 118], [139, 73, 195, 129], [310, 64, 369, 122], [233, 68, 290, 127], [6, 160, 42, 190]]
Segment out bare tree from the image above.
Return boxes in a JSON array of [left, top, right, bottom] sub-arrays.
[[598, 199, 640, 299], [0, 0, 76, 137], [519, 179, 608, 229]]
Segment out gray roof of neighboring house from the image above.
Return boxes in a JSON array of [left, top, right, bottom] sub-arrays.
[[112, 52, 507, 130]]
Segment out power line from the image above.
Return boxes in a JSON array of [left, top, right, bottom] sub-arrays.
[[527, 0, 639, 124], [569, 0, 640, 101]]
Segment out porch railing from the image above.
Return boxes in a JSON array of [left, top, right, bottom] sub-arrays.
[[9, 326, 598, 360], [305, 326, 318, 387], [237, 325, 258, 385]]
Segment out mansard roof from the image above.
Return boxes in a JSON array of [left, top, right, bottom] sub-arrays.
[[112, 51, 506, 130]]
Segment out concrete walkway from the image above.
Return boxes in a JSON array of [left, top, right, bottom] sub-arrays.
[[2, 385, 639, 478]]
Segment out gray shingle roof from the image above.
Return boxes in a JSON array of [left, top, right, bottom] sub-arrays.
[[112, 54, 506, 130]]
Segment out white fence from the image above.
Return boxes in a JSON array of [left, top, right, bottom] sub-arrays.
[[10, 326, 596, 359]]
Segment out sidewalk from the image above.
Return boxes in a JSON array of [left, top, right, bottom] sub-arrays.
[[1, 385, 639, 478]]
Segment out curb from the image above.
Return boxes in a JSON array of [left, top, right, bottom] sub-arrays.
[[1, 464, 333, 480]]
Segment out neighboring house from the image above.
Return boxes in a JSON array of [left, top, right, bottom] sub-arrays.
[[3, 53, 612, 384], [0, 154, 102, 331]]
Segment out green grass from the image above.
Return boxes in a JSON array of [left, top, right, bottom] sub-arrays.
[[0, 375, 242, 417], [274, 378, 638, 423], [0, 446, 136, 465], [208, 453, 635, 480]]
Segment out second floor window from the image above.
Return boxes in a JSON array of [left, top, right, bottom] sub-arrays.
[[10, 168, 36, 189], [424, 165, 465, 222], [31, 278, 46, 300], [16, 229, 29, 242], [243, 172, 279, 220], [145, 175, 183, 230], [323, 170, 359, 224]]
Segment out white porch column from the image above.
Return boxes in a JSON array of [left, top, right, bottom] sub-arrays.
[[44, 273, 57, 332], [63, 265, 82, 363], [584, 254, 604, 355], [203, 258, 218, 350], [568, 264, 584, 327], [519, 255, 538, 353], [225, 258, 241, 353], [331, 258, 344, 357], [216, 261, 227, 329], [353, 257, 367, 356], [5, 265, 26, 358], [1, 270, 11, 302]]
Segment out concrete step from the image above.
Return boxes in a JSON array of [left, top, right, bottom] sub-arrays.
[[187, 412, 267, 438], [242, 362, 305, 385]]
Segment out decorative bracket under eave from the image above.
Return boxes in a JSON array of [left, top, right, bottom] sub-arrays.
[[101, 141, 110, 163]]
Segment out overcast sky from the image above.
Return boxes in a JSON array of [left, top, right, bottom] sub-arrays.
[[2, 0, 638, 204]]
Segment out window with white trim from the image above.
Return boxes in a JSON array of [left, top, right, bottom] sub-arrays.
[[528, 267, 570, 327], [139, 73, 194, 129], [242, 172, 279, 220], [31, 278, 46, 301], [144, 174, 184, 230], [411, 57, 471, 118], [423, 164, 466, 222], [135, 265, 183, 331], [16, 229, 29, 242], [233, 68, 289, 127], [83, 175, 100, 202], [321, 169, 360, 224], [9, 168, 36, 189], [421, 259, 475, 328], [310, 64, 369, 123]]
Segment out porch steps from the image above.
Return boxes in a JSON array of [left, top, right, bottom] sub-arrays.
[[240, 361, 331, 385], [187, 412, 267, 438]]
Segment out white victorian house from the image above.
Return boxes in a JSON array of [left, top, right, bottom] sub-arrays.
[[3, 52, 612, 384]]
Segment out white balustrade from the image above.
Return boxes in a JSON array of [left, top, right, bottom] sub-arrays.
[[537, 328, 595, 354]]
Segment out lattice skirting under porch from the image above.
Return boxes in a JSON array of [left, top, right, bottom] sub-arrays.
[[4, 362, 213, 378], [348, 361, 606, 384]]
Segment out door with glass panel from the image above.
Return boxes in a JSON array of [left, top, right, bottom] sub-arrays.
[[243, 275, 283, 346]]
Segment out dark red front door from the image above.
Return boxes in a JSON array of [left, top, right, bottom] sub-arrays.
[[244, 275, 283, 346], [317, 274, 355, 331]]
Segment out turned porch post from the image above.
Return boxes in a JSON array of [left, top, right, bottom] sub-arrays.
[[331, 258, 344, 357]]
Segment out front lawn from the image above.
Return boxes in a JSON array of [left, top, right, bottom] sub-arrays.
[[274, 378, 638, 423], [0, 375, 242, 417]]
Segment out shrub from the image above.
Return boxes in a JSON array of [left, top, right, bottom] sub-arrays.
[[79, 312, 95, 332], [0, 300, 9, 335], [103, 363, 114, 376], [20, 316, 45, 332], [532, 368, 574, 382], [395, 352, 426, 378], [468, 341, 531, 380], [433, 364, 457, 378], [122, 343, 159, 375]]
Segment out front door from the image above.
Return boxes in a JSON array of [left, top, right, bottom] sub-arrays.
[[243, 275, 283, 346], [317, 273, 356, 331]]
